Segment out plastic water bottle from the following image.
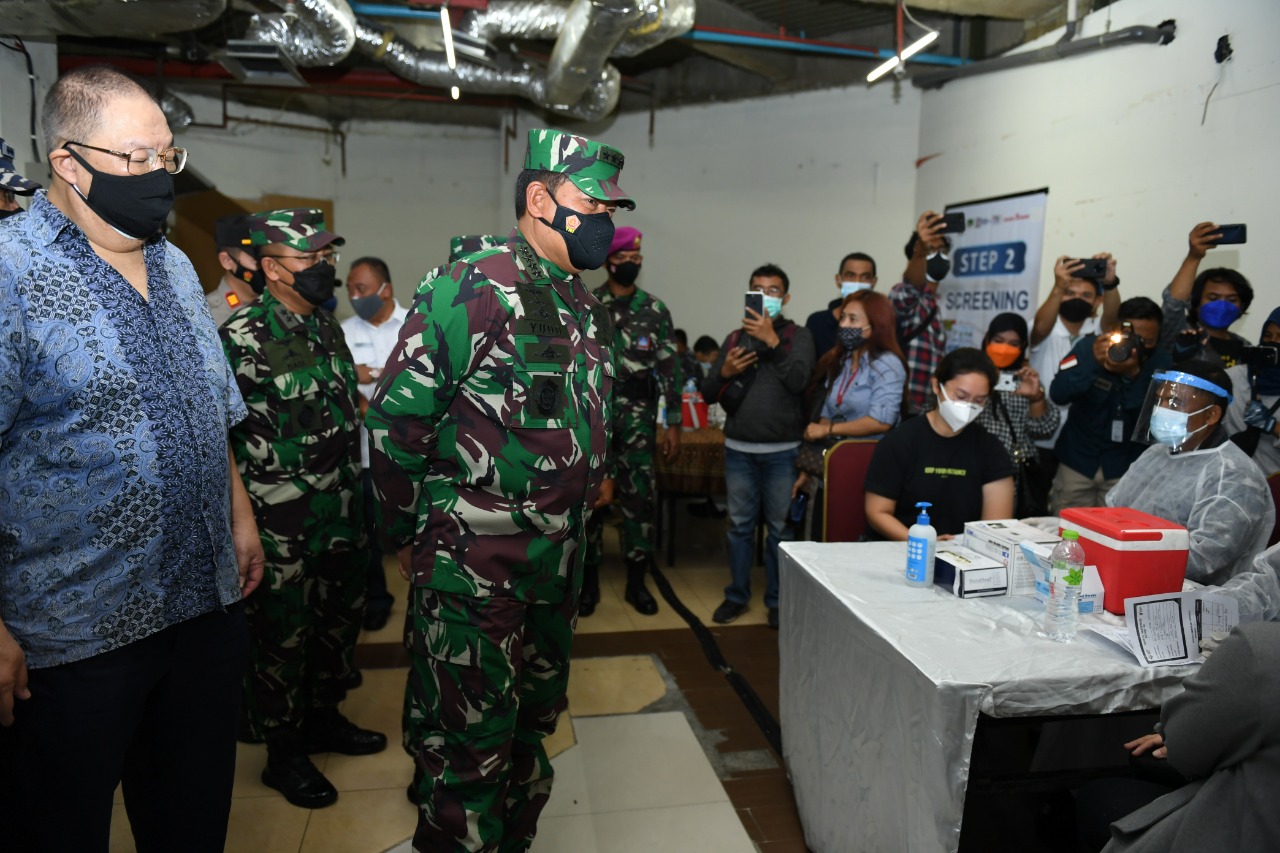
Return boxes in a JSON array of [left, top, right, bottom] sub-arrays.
[[1045, 529, 1085, 642], [905, 502, 937, 587]]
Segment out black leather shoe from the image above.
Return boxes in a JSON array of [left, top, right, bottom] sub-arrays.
[[302, 709, 388, 756], [625, 582, 658, 615], [768, 607, 779, 630], [262, 753, 338, 809], [337, 669, 363, 692], [578, 586, 600, 617]]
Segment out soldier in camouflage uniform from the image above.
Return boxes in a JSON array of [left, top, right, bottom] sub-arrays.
[[582, 227, 682, 616], [448, 233, 504, 262], [368, 128, 629, 853], [221, 208, 387, 811]]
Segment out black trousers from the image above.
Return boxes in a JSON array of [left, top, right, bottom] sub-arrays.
[[0, 602, 248, 853]]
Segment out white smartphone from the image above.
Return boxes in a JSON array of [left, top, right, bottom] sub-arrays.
[[995, 372, 1019, 393]]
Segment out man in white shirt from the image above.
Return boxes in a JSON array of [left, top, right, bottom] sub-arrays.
[[1027, 254, 1121, 511], [340, 256, 408, 630]]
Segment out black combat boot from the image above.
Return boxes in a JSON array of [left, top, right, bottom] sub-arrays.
[[301, 707, 388, 756], [579, 561, 601, 617], [624, 556, 658, 615], [262, 727, 338, 809]]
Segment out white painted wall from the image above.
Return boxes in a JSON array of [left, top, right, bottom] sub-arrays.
[[915, 0, 1280, 344], [505, 82, 923, 348], [0, 37, 56, 194], [175, 91, 503, 320]]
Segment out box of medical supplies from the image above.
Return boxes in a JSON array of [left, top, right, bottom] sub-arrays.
[[964, 519, 1061, 596], [934, 545, 1007, 598], [1020, 541, 1105, 614], [1058, 507, 1189, 615]]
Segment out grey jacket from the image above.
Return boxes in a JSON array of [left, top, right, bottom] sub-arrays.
[[1103, 621, 1280, 852], [701, 318, 816, 445]]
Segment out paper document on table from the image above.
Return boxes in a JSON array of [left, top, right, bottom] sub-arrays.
[[1084, 623, 1137, 656], [1122, 591, 1239, 668]]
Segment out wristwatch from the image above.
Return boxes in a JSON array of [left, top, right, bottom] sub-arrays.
[[1101, 275, 1121, 292], [369, 367, 382, 380]]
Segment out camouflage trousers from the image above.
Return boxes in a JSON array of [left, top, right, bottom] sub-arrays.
[[585, 396, 658, 566], [242, 549, 367, 736], [404, 586, 577, 853]]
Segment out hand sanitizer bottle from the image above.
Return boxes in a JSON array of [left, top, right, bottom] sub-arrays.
[[905, 502, 937, 587]]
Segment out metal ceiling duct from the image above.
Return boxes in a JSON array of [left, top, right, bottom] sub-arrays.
[[352, 19, 622, 121], [461, 0, 695, 58], [545, 0, 642, 109], [611, 0, 696, 58], [244, 0, 358, 67], [0, 0, 228, 37]]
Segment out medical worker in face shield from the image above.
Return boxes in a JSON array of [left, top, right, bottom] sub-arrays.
[[1106, 361, 1275, 586]]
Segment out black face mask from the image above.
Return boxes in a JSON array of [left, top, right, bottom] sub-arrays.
[[539, 200, 615, 271], [925, 251, 951, 282], [68, 148, 174, 239], [1059, 298, 1093, 324], [609, 261, 641, 286], [838, 326, 866, 351], [286, 259, 337, 307], [231, 257, 265, 295]]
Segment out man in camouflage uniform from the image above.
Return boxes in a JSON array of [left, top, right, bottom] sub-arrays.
[[368, 128, 628, 853], [582, 227, 681, 617], [449, 233, 504, 262], [221, 208, 386, 811]]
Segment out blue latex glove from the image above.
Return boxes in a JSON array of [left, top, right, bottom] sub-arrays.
[[1244, 400, 1277, 434]]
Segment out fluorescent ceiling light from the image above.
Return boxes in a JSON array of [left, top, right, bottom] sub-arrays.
[[441, 5, 456, 70], [866, 55, 899, 82], [901, 30, 939, 59], [866, 30, 938, 83], [451, 86, 460, 100]]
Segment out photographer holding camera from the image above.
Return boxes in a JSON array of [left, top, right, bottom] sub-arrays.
[[1048, 297, 1172, 512]]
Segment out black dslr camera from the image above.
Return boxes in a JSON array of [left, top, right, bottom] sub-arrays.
[[1107, 321, 1136, 363]]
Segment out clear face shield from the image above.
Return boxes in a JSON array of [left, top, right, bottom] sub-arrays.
[[1132, 370, 1231, 453]]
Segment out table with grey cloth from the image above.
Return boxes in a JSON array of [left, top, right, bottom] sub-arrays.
[[778, 541, 1194, 853]]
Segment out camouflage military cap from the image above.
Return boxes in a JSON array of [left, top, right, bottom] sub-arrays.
[[246, 207, 345, 252], [0, 137, 40, 195], [448, 234, 504, 263], [524, 128, 635, 211]]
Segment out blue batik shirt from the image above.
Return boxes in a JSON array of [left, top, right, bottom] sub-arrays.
[[0, 192, 247, 669]]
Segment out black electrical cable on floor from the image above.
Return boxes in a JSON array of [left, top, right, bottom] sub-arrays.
[[645, 560, 784, 757]]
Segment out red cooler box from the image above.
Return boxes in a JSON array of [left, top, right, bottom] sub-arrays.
[[1059, 507, 1189, 615], [682, 391, 709, 430]]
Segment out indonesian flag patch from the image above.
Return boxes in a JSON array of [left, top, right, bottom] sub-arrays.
[[1059, 354, 1078, 371]]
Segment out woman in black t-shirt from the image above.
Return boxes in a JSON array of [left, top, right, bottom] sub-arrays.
[[863, 348, 1017, 539]]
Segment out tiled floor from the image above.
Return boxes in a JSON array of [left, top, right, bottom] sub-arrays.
[[108, 503, 808, 852]]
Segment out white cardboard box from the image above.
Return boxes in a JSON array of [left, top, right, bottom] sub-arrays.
[[964, 520, 1062, 597], [1019, 541, 1105, 614], [934, 544, 1008, 598]]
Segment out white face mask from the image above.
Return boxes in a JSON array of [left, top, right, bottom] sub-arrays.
[[840, 280, 871, 298], [937, 383, 984, 432]]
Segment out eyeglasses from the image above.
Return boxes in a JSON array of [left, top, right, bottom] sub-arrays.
[[65, 141, 188, 175], [265, 250, 340, 267], [751, 285, 786, 298]]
